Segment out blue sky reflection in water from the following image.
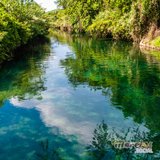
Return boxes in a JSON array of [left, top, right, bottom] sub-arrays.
[[0, 32, 160, 159]]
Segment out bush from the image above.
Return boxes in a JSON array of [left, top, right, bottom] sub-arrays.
[[0, 0, 49, 62], [87, 10, 131, 40]]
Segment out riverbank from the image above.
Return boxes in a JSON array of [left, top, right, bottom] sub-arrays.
[[50, 28, 160, 55], [0, 1, 49, 63], [140, 24, 160, 50], [49, 0, 160, 51]]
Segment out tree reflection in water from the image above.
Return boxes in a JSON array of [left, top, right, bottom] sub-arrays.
[[36, 121, 160, 160], [0, 37, 51, 106], [87, 121, 160, 160], [36, 139, 62, 160]]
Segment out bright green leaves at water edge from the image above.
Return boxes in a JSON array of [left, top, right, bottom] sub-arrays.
[[0, 0, 49, 62], [54, 0, 160, 42]]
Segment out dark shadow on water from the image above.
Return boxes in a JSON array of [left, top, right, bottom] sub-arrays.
[[0, 36, 51, 106], [36, 139, 62, 160]]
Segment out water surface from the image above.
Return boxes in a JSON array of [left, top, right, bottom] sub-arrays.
[[0, 32, 160, 159]]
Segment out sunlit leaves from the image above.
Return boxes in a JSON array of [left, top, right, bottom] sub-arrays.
[[0, 0, 49, 62], [55, 0, 160, 41]]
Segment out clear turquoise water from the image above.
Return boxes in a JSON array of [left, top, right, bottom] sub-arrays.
[[0, 32, 160, 159]]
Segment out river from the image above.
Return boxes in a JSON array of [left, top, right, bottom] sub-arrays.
[[0, 32, 160, 159]]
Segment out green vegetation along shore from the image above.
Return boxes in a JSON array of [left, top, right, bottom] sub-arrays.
[[1, 0, 160, 64], [0, 0, 49, 63], [49, 0, 160, 49]]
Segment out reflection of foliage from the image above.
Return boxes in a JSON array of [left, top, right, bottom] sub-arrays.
[[56, 31, 160, 134], [36, 137, 86, 160], [55, 0, 160, 43], [87, 121, 160, 160], [37, 139, 62, 160], [34, 122, 160, 160], [0, 37, 51, 106], [87, 121, 113, 159]]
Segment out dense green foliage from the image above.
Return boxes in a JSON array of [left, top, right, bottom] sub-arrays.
[[0, 0, 49, 62], [53, 0, 160, 42]]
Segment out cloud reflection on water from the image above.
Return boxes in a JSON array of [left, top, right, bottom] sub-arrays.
[[10, 88, 148, 145]]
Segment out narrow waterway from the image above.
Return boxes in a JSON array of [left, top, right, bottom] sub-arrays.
[[0, 32, 160, 159]]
